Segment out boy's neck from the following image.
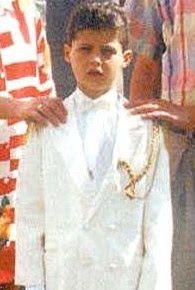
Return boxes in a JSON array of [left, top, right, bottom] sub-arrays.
[[77, 85, 117, 100]]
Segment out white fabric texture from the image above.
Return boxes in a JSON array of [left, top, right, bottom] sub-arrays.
[[15, 89, 172, 290], [25, 287, 45, 290], [73, 88, 118, 189]]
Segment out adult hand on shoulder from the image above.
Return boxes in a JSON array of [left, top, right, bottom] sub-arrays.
[[15, 97, 67, 126], [125, 99, 195, 131]]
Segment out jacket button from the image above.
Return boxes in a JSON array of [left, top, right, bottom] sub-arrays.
[[108, 223, 116, 230], [109, 263, 118, 270]]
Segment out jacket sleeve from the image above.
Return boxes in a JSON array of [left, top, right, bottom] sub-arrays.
[[15, 130, 45, 287], [138, 129, 173, 290]]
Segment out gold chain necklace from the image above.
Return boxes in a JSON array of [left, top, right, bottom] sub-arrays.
[[117, 123, 160, 199]]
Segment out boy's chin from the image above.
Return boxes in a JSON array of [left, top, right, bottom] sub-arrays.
[[82, 86, 112, 98]]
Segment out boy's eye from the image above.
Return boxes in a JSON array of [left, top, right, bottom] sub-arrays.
[[79, 46, 91, 52], [101, 47, 117, 58]]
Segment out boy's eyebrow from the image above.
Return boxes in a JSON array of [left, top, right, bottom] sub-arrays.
[[76, 42, 118, 52], [77, 42, 116, 47], [100, 44, 118, 51], [77, 42, 92, 46], [101, 44, 116, 48]]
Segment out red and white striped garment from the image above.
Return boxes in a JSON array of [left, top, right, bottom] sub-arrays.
[[0, 0, 54, 206]]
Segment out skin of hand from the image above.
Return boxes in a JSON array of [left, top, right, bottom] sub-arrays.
[[125, 99, 195, 131], [12, 97, 67, 126]]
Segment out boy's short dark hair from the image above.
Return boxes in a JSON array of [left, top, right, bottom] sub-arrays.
[[66, 1, 129, 50]]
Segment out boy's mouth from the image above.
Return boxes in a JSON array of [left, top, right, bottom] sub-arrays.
[[87, 69, 103, 76]]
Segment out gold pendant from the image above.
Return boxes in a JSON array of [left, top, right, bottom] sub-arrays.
[[124, 179, 136, 199], [117, 160, 136, 199], [117, 123, 160, 200]]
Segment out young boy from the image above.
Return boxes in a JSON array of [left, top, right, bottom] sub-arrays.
[[15, 2, 172, 290]]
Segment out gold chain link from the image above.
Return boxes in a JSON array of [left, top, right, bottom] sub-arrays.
[[117, 123, 160, 199]]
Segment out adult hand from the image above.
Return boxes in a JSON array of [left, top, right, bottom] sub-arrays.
[[15, 97, 67, 126], [125, 99, 195, 131]]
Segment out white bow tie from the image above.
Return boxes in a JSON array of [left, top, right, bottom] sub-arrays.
[[78, 99, 112, 112]]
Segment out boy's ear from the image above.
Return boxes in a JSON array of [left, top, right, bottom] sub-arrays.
[[64, 44, 72, 63], [122, 50, 132, 68]]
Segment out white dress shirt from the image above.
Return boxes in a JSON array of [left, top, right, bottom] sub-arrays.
[[72, 88, 120, 190]]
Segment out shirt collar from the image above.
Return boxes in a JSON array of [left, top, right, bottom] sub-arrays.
[[74, 87, 119, 112]]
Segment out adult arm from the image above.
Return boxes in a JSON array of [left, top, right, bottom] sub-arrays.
[[0, 96, 67, 126], [138, 128, 172, 290], [124, 0, 165, 103], [0, 5, 67, 126], [130, 55, 161, 104]]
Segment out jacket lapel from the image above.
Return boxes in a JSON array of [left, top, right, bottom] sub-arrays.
[[49, 94, 92, 191], [112, 107, 158, 199]]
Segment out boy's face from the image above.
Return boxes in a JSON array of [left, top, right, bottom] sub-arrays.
[[64, 29, 131, 98]]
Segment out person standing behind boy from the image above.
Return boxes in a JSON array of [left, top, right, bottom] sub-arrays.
[[0, 0, 66, 208], [0, 0, 66, 223], [15, 2, 172, 290], [124, 1, 195, 289]]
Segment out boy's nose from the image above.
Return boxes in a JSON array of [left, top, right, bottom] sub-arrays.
[[90, 53, 102, 65]]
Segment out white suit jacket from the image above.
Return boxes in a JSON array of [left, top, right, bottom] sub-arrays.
[[15, 92, 172, 290]]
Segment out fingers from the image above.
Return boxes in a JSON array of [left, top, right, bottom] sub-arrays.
[[124, 99, 195, 130], [41, 97, 67, 124], [128, 103, 161, 115], [124, 98, 162, 109], [36, 97, 67, 126], [27, 110, 49, 126], [125, 99, 170, 114], [24, 97, 67, 126], [140, 110, 179, 122], [36, 102, 62, 127], [124, 99, 149, 109], [124, 99, 180, 126], [128, 103, 191, 129]]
